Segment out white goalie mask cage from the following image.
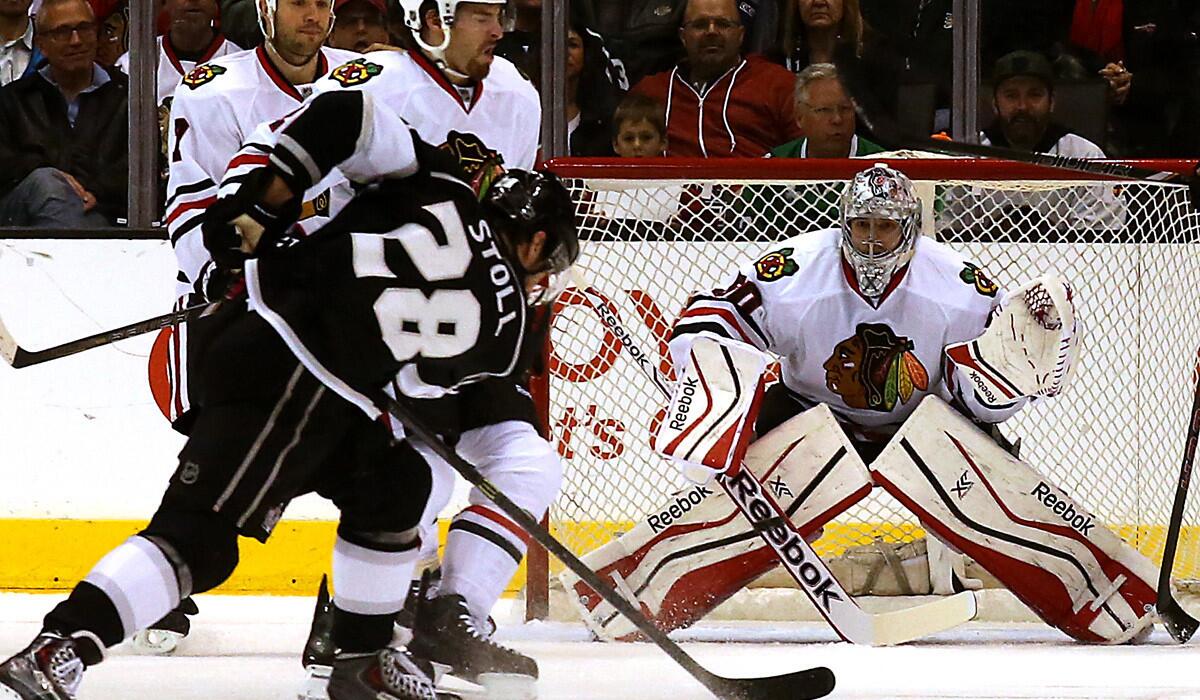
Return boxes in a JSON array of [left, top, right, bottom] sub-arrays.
[[255, 0, 336, 42], [396, 0, 508, 57], [840, 164, 922, 297]]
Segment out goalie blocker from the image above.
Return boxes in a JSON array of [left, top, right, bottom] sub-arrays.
[[874, 395, 1158, 643]]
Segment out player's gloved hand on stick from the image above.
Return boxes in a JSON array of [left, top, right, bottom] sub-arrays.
[[202, 167, 301, 269], [653, 334, 771, 484]]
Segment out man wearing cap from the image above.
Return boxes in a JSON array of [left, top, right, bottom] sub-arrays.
[[326, 0, 386, 53], [981, 49, 1107, 158]]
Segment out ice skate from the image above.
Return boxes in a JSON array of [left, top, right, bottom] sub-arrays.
[[0, 633, 97, 700], [327, 647, 439, 700], [131, 596, 198, 655], [409, 593, 536, 699]]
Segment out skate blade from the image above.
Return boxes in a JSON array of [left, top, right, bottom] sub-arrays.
[[130, 628, 184, 655], [297, 663, 331, 700], [437, 673, 535, 700]]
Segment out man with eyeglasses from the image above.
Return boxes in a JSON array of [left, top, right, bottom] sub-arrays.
[[0, 0, 126, 227], [771, 63, 884, 159], [325, 0, 385, 53], [629, 0, 801, 157]]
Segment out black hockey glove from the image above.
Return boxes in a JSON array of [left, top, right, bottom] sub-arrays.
[[201, 167, 300, 269]]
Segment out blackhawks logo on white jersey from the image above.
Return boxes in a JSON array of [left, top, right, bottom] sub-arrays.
[[182, 64, 226, 89], [330, 58, 383, 87], [823, 323, 929, 412]]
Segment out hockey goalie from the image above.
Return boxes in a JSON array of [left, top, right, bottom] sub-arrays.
[[562, 163, 1162, 645]]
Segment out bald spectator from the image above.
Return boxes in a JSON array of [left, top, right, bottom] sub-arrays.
[[771, 63, 883, 158], [0, 0, 127, 227], [631, 0, 802, 157], [0, 0, 40, 86], [327, 0, 387, 53]]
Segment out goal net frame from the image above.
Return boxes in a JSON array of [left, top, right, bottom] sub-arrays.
[[523, 156, 1200, 622]]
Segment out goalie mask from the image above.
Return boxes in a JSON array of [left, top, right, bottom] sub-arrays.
[[483, 170, 581, 306], [397, 0, 507, 61], [840, 164, 921, 298]]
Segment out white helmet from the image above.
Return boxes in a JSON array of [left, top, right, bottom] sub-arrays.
[[396, 0, 506, 59], [256, 0, 336, 43], [839, 164, 921, 298]]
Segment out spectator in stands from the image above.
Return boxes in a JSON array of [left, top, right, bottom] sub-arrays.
[[981, 50, 1106, 156], [611, 92, 666, 157], [567, 20, 625, 156], [0, 0, 41, 86], [218, 0, 262, 49], [92, 0, 123, 67], [327, 0, 386, 53], [770, 63, 884, 158], [631, 0, 802, 157], [494, 0, 538, 78], [0, 0, 128, 227], [782, 0, 864, 71]]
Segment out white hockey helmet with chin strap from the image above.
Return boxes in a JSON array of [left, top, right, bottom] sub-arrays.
[[396, 0, 507, 60], [256, 0, 336, 42], [839, 164, 921, 298]]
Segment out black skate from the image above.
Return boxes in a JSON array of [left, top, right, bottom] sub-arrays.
[[327, 648, 438, 700], [408, 594, 537, 686], [131, 596, 198, 654], [302, 575, 336, 669], [394, 568, 439, 632], [0, 633, 96, 700]]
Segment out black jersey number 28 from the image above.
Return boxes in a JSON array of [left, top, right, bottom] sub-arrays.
[[350, 200, 483, 363]]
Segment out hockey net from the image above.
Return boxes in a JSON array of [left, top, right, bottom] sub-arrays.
[[528, 156, 1200, 610]]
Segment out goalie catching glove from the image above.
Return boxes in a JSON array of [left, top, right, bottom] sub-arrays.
[[653, 334, 772, 483], [945, 274, 1081, 409]]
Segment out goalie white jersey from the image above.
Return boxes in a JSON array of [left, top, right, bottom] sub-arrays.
[[670, 228, 1015, 436], [308, 49, 541, 169], [165, 45, 358, 298]]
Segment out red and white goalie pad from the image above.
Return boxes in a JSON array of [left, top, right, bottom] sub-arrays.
[[872, 396, 1158, 643], [562, 404, 872, 641], [653, 334, 772, 482], [945, 275, 1081, 407]]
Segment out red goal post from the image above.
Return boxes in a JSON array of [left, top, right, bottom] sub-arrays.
[[524, 156, 1200, 619]]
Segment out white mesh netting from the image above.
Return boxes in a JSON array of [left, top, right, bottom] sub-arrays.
[[537, 158, 1200, 598]]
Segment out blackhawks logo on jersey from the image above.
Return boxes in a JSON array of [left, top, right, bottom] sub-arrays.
[[331, 58, 383, 87], [823, 323, 929, 412], [182, 64, 226, 90], [755, 248, 799, 282], [959, 262, 998, 297]]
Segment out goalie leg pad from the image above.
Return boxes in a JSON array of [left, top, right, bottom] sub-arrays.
[[872, 396, 1158, 643], [562, 403, 872, 640]]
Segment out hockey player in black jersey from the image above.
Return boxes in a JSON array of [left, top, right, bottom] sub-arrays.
[[0, 89, 578, 700]]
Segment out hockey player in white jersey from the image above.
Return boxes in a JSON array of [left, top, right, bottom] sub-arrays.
[[162, 0, 357, 422], [115, 0, 240, 184], [563, 163, 1165, 645], [234, 1, 557, 690]]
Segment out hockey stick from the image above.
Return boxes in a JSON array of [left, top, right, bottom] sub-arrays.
[[0, 300, 217, 369], [1154, 352, 1200, 643], [572, 278, 977, 646], [377, 393, 836, 700]]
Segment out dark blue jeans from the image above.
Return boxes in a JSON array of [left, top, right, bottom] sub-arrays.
[[0, 167, 111, 227]]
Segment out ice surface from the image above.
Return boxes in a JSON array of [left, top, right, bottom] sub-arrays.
[[2, 593, 1198, 700]]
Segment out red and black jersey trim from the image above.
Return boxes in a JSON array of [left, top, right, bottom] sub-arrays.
[[256, 45, 329, 101], [164, 33, 228, 77], [409, 48, 483, 113]]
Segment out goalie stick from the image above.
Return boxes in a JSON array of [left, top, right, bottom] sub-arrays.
[[1155, 351, 1200, 643], [376, 392, 835, 700], [572, 277, 978, 646]]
